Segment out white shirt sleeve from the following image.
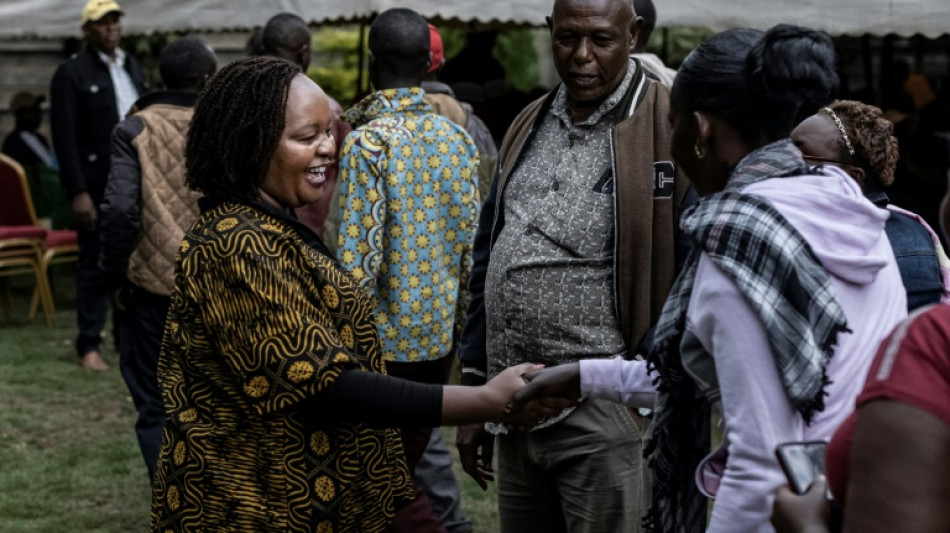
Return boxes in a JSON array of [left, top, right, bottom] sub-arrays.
[[687, 254, 805, 533], [579, 357, 657, 409]]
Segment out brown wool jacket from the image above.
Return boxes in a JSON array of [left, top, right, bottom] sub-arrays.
[[458, 62, 692, 384]]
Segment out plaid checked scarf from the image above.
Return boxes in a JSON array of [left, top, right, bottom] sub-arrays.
[[644, 139, 850, 533]]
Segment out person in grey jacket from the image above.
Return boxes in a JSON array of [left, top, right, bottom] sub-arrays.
[[98, 37, 216, 479]]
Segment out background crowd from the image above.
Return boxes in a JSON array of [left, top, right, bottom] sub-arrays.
[[1, 0, 949, 532]]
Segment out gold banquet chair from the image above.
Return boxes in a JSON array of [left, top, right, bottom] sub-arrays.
[[0, 153, 54, 325]]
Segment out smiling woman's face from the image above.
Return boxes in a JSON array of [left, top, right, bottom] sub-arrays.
[[259, 74, 336, 209]]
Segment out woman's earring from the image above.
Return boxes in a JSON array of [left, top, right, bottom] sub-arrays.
[[694, 143, 706, 159]]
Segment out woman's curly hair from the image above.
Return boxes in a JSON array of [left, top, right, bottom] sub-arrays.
[[186, 56, 301, 203], [827, 100, 900, 189]]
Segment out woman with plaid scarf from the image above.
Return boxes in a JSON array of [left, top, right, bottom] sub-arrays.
[[509, 25, 908, 532]]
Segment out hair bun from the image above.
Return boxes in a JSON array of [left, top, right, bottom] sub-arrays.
[[746, 24, 839, 111]]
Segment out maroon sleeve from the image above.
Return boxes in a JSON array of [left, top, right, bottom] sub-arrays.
[[857, 305, 950, 426]]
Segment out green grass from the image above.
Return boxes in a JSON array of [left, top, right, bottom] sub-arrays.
[[0, 267, 499, 532]]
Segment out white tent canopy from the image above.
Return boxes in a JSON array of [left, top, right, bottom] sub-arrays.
[[1, 0, 949, 39]]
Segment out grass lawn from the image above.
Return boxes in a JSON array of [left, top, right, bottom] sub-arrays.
[[0, 266, 499, 532]]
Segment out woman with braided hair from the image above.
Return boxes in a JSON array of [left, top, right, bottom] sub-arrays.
[[149, 56, 560, 533], [791, 100, 949, 310]]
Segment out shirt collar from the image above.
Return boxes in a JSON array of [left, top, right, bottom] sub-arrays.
[[864, 190, 890, 207], [97, 47, 126, 67], [343, 87, 432, 128], [551, 58, 637, 127]]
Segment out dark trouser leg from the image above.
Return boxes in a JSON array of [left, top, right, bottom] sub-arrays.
[[118, 284, 169, 479], [415, 429, 472, 533], [386, 356, 455, 533], [498, 399, 650, 533], [497, 430, 568, 533], [75, 228, 108, 357]]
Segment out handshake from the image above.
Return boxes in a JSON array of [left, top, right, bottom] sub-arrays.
[[488, 362, 585, 427], [452, 362, 585, 490]]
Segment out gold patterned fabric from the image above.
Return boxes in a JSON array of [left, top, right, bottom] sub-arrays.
[[150, 201, 412, 532]]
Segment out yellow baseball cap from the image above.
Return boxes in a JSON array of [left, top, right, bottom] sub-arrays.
[[81, 0, 123, 24]]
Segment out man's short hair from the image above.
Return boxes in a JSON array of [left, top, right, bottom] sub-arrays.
[[633, 0, 657, 49], [261, 13, 309, 54], [369, 8, 430, 75], [159, 37, 217, 91]]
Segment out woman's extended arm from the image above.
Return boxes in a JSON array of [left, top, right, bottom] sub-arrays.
[[314, 363, 562, 428]]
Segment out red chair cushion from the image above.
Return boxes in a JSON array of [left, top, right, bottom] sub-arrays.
[[44, 229, 77, 248], [0, 159, 35, 226], [0, 225, 46, 240]]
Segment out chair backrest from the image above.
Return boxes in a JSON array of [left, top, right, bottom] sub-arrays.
[[0, 153, 38, 226]]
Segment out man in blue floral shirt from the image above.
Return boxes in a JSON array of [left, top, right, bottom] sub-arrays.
[[335, 8, 479, 531]]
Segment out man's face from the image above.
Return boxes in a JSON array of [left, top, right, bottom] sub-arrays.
[[547, 0, 639, 104], [83, 12, 122, 55]]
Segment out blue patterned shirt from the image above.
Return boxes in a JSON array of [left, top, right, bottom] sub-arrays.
[[337, 87, 479, 362]]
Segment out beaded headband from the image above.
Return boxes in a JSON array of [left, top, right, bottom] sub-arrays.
[[822, 107, 856, 158]]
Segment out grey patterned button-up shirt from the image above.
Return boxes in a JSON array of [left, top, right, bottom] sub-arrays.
[[484, 60, 638, 380]]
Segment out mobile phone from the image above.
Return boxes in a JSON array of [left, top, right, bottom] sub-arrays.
[[775, 440, 827, 495]]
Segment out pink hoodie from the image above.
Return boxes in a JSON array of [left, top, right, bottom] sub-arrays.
[[580, 166, 907, 532]]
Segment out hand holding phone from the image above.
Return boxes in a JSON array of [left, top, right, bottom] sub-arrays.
[[775, 440, 827, 495]]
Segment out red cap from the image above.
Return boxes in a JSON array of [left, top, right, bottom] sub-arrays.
[[427, 23, 443, 74]]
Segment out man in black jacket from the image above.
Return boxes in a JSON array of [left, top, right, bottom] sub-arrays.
[[99, 37, 216, 479], [50, 0, 146, 371]]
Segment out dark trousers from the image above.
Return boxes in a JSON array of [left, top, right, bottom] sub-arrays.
[[385, 355, 455, 533], [75, 227, 110, 356], [117, 284, 169, 479]]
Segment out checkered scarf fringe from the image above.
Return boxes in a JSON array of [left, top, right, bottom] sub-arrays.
[[644, 140, 850, 532]]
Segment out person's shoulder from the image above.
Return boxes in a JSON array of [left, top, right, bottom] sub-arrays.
[[503, 90, 554, 135], [886, 209, 938, 247], [121, 48, 142, 66], [112, 114, 145, 142], [185, 203, 294, 255], [424, 93, 467, 125], [905, 305, 950, 338], [188, 202, 252, 234], [345, 118, 405, 156], [428, 111, 470, 135], [635, 76, 672, 113], [52, 51, 86, 80]]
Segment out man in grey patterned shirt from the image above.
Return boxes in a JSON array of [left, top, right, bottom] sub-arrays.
[[456, 0, 693, 531]]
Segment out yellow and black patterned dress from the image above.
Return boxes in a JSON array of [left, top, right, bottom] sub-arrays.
[[150, 201, 412, 532]]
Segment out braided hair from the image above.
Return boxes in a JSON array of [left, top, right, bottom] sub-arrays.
[[674, 24, 839, 146], [827, 100, 900, 191], [186, 55, 301, 203]]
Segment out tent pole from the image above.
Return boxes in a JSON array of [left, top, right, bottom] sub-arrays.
[[914, 35, 925, 72], [357, 22, 367, 95], [661, 27, 669, 64]]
